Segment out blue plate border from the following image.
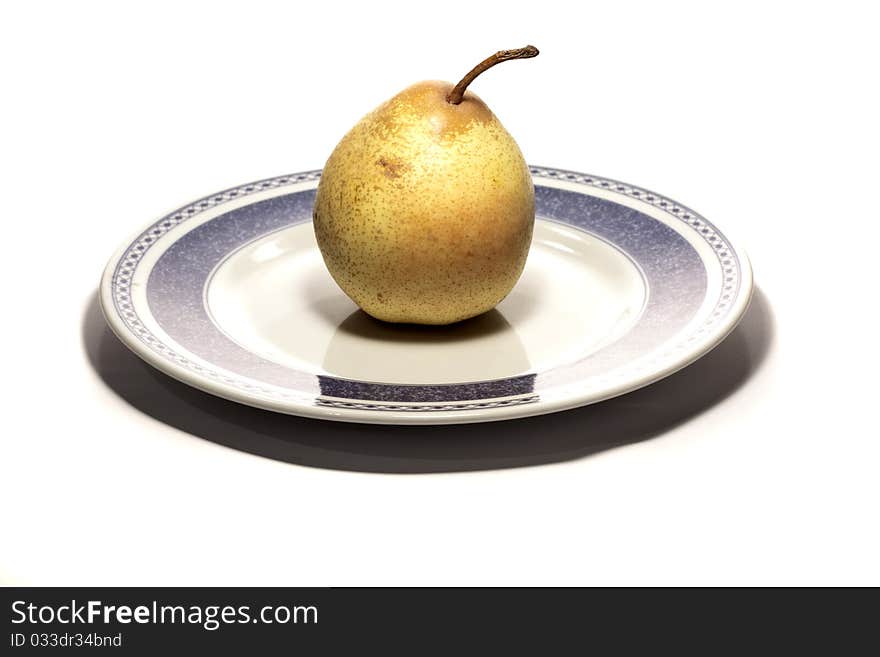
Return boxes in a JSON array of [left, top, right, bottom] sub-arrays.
[[107, 167, 744, 412]]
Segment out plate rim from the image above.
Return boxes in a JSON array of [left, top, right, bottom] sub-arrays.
[[99, 167, 753, 425]]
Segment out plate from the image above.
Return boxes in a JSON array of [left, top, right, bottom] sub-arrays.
[[100, 167, 753, 424]]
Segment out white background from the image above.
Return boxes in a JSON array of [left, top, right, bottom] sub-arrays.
[[2, 0, 878, 585]]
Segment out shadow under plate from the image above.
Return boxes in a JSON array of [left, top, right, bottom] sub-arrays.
[[82, 289, 774, 474]]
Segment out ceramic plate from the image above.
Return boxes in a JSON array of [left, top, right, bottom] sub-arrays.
[[100, 167, 752, 424]]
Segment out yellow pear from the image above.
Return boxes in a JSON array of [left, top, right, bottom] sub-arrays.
[[313, 46, 539, 325]]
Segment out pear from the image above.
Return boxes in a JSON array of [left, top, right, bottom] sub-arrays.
[[313, 46, 539, 325]]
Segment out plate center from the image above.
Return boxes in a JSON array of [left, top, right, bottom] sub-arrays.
[[206, 219, 646, 384]]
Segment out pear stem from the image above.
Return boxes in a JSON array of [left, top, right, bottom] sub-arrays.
[[446, 45, 539, 105]]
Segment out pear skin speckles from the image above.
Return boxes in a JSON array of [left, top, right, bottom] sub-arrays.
[[313, 80, 534, 325]]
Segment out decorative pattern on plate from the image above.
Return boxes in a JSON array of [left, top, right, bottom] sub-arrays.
[[103, 167, 750, 419], [529, 166, 740, 331]]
